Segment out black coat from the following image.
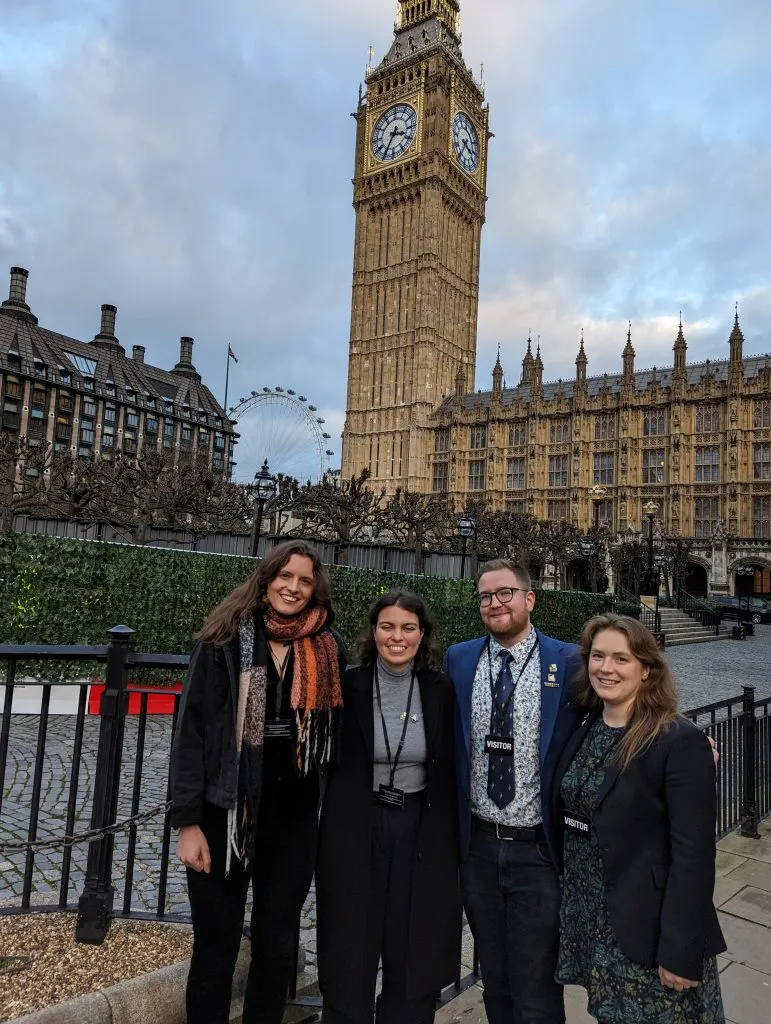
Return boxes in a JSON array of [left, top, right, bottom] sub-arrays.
[[552, 713, 727, 981], [316, 664, 462, 1015], [170, 627, 346, 829]]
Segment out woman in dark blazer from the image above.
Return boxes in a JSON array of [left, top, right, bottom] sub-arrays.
[[316, 590, 461, 1024], [552, 612, 726, 1024]]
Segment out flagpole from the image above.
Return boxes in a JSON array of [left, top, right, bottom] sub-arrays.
[[223, 346, 231, 412]]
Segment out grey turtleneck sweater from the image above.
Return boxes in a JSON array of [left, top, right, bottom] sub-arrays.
[[372, 657, 427, 793]]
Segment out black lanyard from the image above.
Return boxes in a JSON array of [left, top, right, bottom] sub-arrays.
[[487, 634, 539, 731], [374, 668, 417, 788]]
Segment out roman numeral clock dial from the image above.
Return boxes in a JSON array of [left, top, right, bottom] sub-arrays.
[[371, 103, 418, 162], [452, 111, 480, 174]]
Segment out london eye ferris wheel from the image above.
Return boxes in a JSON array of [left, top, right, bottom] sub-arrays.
[[228, 387, 335, 485]]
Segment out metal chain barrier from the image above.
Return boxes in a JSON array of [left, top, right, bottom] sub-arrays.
[[0, 799, 172, 854]]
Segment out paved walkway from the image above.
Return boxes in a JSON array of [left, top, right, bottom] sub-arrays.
[[435, 823, 771, 1024]]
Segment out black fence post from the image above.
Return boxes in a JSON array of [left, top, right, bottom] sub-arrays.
[[740, 685, 760, 839], [75, 624, 135, 944]]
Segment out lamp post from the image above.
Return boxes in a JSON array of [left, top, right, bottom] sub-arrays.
[[642, 500, 660, 595], [736, 565, 754, 622], [457, 514, 476, 581], [249, 459, 277, 558]]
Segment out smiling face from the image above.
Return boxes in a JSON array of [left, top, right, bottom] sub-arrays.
[[477, 567, 535, 647], [374, 604, 424, 672], [265, 554, 315, 617], [588, 628, 649, 721]]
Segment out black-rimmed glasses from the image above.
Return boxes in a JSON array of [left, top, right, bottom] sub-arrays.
[[477, 587, 528, 607]]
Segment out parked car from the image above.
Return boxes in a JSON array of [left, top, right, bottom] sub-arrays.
[[707, 595, 771, 624]]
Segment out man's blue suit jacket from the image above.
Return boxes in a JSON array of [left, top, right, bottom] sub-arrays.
[[444, 630, 582, 864]]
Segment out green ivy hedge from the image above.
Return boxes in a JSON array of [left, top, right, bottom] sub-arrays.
[[0, 534, 613, 675]]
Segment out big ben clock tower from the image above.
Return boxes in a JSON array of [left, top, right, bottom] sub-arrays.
[[341, 0, 490, 493]]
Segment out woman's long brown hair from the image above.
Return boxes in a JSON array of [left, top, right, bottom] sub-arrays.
[[575, 613, 680, 771], [196, 540, 334, 645]]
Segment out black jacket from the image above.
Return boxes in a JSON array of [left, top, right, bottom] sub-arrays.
[[170, 628, 346, 829], [316, 664, 462, 1017], [552, 713, 726, 981]]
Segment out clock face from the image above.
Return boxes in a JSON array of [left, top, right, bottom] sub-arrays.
[[453, 112, 480, 174], [371, 104, 418, 162]]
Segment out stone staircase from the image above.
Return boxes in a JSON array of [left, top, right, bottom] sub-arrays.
[[657, 605, 729, 646]]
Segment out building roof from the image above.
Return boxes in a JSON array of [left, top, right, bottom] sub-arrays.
[[438, 354, 771, 415], [0, 267, 231, 427]]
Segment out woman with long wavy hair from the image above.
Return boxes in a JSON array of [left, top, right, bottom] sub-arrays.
[[316, 589, 461, 1024], [170, 540, 346, 1024], [551, 613, 726, 1023]]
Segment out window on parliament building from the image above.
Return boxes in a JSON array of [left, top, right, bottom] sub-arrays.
[[508, 421, 527, 446], [506, 457, 525, 490], [594, 414, 616, 440], [549, 419, 570, 443], [696, 406, 720, 433], [547, 499, 569, 521], [435, 428, 450, 452], [754, 444, 771, 480], [695, 446, 720, 482], [595, 500, 614, 527], [548, 454, 568, 488], [468, 459, 486, 491], [754, 400, 771, 429], [593, 453, 615, 486], [506, 500, 525, 514], [753, 497, 770, 539], [432, 462, 448, 493], [470, 426, 487, 449], [643, 410, 666, 436], [642, 449, 665, 484], [694, 497, 719, 538]]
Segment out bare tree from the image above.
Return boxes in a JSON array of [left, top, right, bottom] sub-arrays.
[[0, 433, 54, 531], [375, 488, 454, 574], [294, 468, 382, 564]]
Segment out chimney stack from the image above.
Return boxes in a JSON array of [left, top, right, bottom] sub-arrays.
[[132, 345, 145, 363], [90, 302, 125, 354], [0, 266, 38, 324], [173, 336, 201, 380]]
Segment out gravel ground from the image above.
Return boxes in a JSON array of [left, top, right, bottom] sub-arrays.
[[0, 912, 193, 1021]]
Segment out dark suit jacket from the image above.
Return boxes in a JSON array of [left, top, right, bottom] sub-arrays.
[[444, 629, 582, 863], [316, 664, 461, 1018], [552, 713, 727, 981]]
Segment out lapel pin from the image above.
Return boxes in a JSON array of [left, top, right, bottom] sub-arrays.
[[411, 714, 420, 723], [549, 663, 558, 673]]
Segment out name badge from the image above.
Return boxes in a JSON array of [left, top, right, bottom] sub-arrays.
[[485, 735, 514, 756], [378, 784, 405, 808], [563, 811, 591, 836], [264, 720, 293, 739]]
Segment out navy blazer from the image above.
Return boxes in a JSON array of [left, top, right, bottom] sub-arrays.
[[444, 629, 582, 863]]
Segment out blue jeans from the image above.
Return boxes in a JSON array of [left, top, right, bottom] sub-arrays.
[[461, 823, 564, 1024]]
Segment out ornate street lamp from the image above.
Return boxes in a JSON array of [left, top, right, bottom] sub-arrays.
[[249, 459, 277, 558], [580, 535, 596, 592], [457, 514, 476, 581], [642, 500, 660, 595]]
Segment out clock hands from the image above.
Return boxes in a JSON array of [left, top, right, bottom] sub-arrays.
[[384, 124, 405, 157]]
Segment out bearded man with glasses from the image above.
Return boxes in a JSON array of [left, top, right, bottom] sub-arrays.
[[444, 558, 582, 1024]]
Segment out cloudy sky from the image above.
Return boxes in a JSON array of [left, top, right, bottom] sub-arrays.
[[1, 0, 770, 480]]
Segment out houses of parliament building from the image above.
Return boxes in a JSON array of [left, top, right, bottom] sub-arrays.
[[341, 0, 771, 596]]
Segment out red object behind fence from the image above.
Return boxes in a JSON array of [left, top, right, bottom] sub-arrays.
[[88, 681, 183, 715]]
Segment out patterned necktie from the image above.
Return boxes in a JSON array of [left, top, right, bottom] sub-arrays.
[[487, 652, 516, 809]]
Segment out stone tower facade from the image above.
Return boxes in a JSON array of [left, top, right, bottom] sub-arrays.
[[341, 0, 489, 493]]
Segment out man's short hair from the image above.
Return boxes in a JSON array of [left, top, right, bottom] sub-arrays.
[[476, 558, 532, 592]]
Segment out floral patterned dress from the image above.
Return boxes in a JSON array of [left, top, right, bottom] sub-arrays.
[[555, 718, 725, 1024]]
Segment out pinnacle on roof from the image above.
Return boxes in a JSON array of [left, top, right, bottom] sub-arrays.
[[623, 321, 635, 355], [729, 304, 745, 345], [576, 330, 588, 364], [534, 340, 543, 367]]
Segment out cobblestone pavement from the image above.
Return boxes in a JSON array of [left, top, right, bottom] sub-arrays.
[[2, 629, 767, 972]]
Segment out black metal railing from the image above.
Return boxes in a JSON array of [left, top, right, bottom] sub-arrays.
[[3, 633, 769, 1012], [675, 588, 722, 635], [615, 585, 662, 636]]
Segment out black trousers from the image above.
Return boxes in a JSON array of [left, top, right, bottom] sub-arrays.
[[185, 775, 319, 1024], [321, 791, 437, 1024]]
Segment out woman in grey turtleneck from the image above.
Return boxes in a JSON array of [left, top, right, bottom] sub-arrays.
[[316, 590, 461, 1024]]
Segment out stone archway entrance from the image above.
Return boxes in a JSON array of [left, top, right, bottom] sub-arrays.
[[684, 561, 709, 598]]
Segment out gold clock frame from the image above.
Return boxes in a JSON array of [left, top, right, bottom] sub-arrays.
[[449, 102, 485, 186], [364, 91, 424, 174]]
